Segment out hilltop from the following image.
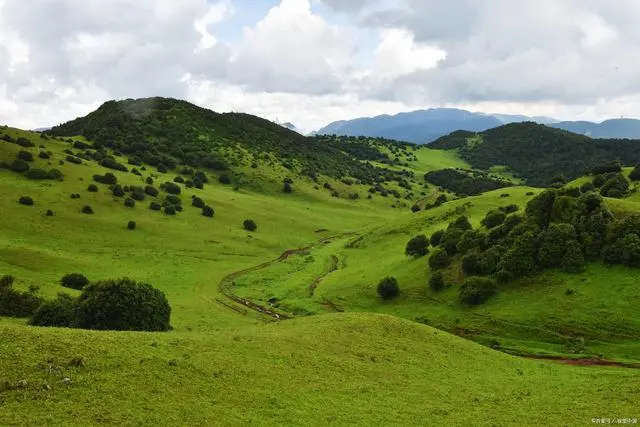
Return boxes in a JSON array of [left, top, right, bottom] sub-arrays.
[[430, 122, 640, 186]]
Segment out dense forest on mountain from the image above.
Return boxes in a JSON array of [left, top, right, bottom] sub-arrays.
[[430, 122, 640, 186], [424, 168, 513, 196]]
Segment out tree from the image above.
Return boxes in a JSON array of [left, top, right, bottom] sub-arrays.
[[17, 150, 34, 162], [75, 278, 171, 331], [243, 219, 257, 232], [538, 223, 578, 269], [377, 277, 400, 300], [218, 173, 231, 185], [447, 215, 472, 231], [29, 293, 77, 328], [561, 242, 585, 273], [60, 273, 89, 290], [429, 272, 446, 292], [283, 182, 293, 193], [630, 164, 640, 181], [525, 189, 556, 227], [461, 251, 482, 276], [430, 230, 445, 247], [459, 277, 497, 305], [405, 235, 429, 258], [127, 221, 136, 230], [428, 247, 451, 270], [481, 210, 506, 229], [18, 196, 34, 206], [497, 231, 538, 279], [456, 230, 484, 255], [202, 205, 214, 217], [163, 182, 181, 195]]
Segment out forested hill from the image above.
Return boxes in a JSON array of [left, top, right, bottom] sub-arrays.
[[430, 122, 640, 186], [48, 97, 404, 185]]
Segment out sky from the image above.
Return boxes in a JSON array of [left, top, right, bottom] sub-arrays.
[[1, 0, 640, 133]]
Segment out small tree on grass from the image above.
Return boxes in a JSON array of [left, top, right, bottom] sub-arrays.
[[18, 196, 34, 206], [429, 272, 446, 292], [81, 205, 94, 214], [428, 247, 451, 270], [243, 219, 257, 232], [76, 278, 171, 331], [127, 221, 136, 230], [405, 235, 429, 258], [202, 205, 214, 218], [459, 277, 497, 305], [283, 182, 293, 193], [60, 273, 89, 290], [377, 277, 399, 300], [29, 293, 77, 328]]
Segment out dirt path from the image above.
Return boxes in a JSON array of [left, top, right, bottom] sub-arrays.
[[308, 255, 338, 296], [520, 354, 640, 369], [217, 232, 357, 321]]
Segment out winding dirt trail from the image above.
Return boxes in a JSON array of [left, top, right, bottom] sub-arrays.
[[216, 232, 357, 321], [309, 255, 338, 296]]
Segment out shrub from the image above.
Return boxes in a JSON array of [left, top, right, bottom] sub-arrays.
[[164, 206, 176, 215], [192, 197, 205, 208], [377, 277, 400, 300], [283, 182, 293, 193], [430, 230, 445, 246], [448, 215, 472, 231], [428, 247, 451, 270], [112, 185, 125, 197], [459, 277, 497, 305], [218, 174, 231, 185], [580, 182, 596, 193], [600, 173, 629, 198], [0, 282, 44, 317], [561, 242, 585, 273], [65, 155, 82, 164], [149, 201, 162, 211], [243, 219, 257, 232], [81, 205, 94, 214], [456, 230, 484, 255], [47, 169, 63, 180], [87, 184, 98, 192], [442, 229, 464, 256], [75, 278, 171, 331], [429, 272, 446, 292], [0, 275, 15, 289], [462, 251, 483, 276], [16, 137, 35, 147], [405, 235, 429, 258], [127, 221, 136, 230], [202, 205, 215, 218], [9, 159, 30, 173], [29, 293, 77, 327], [479, 245, 507, 275], [146, 177, 154, 185], [481, 210, 507, 229], [498, 204, 519, 214], [61, 273, 89, 290], [175, 205, 183, 212], [17, 150, 34, 162], [46, 209, 54, 216], [38, 151, 50, 159], [538, 224, 578, 268], [630, 164, 640, 181], [18, 196, 34, 206], [163, 182, 181, 195], [525, 189, 556, 227], [26, 168, 50, 180], [70, 193, 81, 199], [130, 189, 145, 201], [93, 173, 117, 185], [411, 205, 421, 212], [497, 231, 538, 279], [100, 157, 128, 172], [144, 185, 159, 197], [124, 198, 136, 208], [174, 176, 185, 184]]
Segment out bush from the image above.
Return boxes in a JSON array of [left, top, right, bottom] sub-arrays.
[[481, 210, 507, 229], [47, 169, 63, 180], [377, 277, 400, 300], [75, 278, 171, 331], [130, 189, 145, 201], [46, 209, 54, 217], [65, 155, 82, 165], [112, 185, 125, 197], [429, 272, 446, 292], [218, 174, 231, 185], [441, 229, 464, 256], [243, 219, 257, 232], [0, 282, 44, 317], [283, 182, 293, 193], [146, 177, 154, 185], [81, 205, 94, 214], [9, 159, 30, 173], [61, 273, 90, 290], [498, 204, 519, 214], [600, 173, 629, 198], [497, 231, 538, 279], [580, 182, 596, 193], [192, 197, 205, 208], [149, 201, 162, 211], [202, 205, 215, 218], [93, 173, 117, 185], [124, 198, 136, 208], [430, 230, 445, 246], [448, 215, 473, 231], [164, 206, 176, 215], [163, 182, 181, 195], [100, 157, 128, 172], [127, 221, 136, 230], [29, 293, 77, 327], [459, 277, 497, 305], [525, 189, 556, 226], [173, 176, 185, 184], [428, 247, 451, 270], [18, 196, 34, 206], [17, 150, 34, 162], [456, 230, 484, 255], [561, 242, 585, 273], [405, 235, 429, 258], [0, 275, 15, 289], [16, 137, 35, 147], [25, 168, 49, 180], [630, 164, 640, 181], [144, 186, 159, 197], [461, 251, 483, 276], [87, 184, 98, 192], [538, 223, 578, 268]]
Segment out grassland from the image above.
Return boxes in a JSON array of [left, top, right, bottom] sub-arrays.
[[2, 124, 640, 424]]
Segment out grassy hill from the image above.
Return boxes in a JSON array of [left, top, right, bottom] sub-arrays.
[[2, 112, 640, 424], [430, 122, 640, 186], [2, 313, 639, 426]]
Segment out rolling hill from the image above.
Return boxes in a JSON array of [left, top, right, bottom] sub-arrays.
[[551, 118, 640, 139]]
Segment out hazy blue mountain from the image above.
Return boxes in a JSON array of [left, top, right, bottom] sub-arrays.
[[550, 118, 640, 139]]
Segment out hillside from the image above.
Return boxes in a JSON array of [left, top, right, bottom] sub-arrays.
[[47, 97, 408, 189], [551, 118, 640, 139], [430, 122, 640, 186], [2, 313, 638, 426]]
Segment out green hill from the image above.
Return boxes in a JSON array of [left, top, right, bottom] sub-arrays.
[[430, 122, 640, 186]]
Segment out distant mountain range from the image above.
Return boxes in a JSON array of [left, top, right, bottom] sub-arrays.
[[313, 108, 640, 143]]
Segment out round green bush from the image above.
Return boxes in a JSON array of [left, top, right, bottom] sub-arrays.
[[144, 185, 159, 197], [405, 235, 429, 258], [75, 278, 171, 331], [26, 168, 50, 180], [9, 159, 30, 173], [461, 251, 483, 276], [481, 210, 506, 229], [112, 185, 125, 197], [81, 205, 94, 214], [202, 205, 214, 217], [164, 206, 176, 216], [163, 182, 181, 195], [192, 197, 205, 209], [87, 184, 98, 192], [127, 221, 136, 230], [29, 294, 77, 328], [174, 176, 185, 184], [149, 201, 162, 211], [428, 247, 451, 270], [45, 209, 54, 217], [145, 177, 154, 185], [377, 277, 400, 300], [124, 198, 136, 208], [165, 195, 181, 205], [459, 277, 497, 305], [243, 219, 257, 232], [47, 169, 63, 180], [429, 272, 446, 292], [60, 273, 89, 290], [18, 196, 34, 206], [39, 151, 51, 159], [17, 150, 34, 162], [218, 174, 231, 184], [430, 230, 445, 246]]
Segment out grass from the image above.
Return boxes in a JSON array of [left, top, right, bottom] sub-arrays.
[[2, 126, 640, 424], [1, 313, 639, 426]]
